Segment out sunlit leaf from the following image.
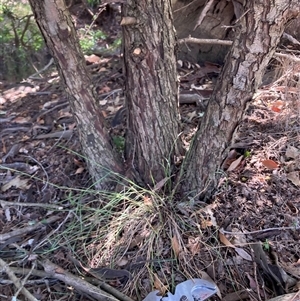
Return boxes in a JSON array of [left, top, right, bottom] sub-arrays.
[[219, 232, 234, 247], [171, 235, 181, 257], [261, 159, 279, 170], [227, 155, 243, 171], [271, 105, 281, 112], [153, 273, 167, 295]]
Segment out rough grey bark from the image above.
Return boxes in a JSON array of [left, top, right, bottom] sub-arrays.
[[180, 0, 300, 199], [28, 0, 123, 189], [122, 0, 183, 185]]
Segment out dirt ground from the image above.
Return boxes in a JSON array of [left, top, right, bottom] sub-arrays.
[[1, 3, 300, 301]]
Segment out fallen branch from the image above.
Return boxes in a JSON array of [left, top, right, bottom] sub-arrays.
[[28, 58, 54, 79], [0, 215, 60, 243], [14, 262, 37, 300], [0, 199, 63, 210], [68, 254, 135, 301], [0, 258, 38, 301], [5, 267, 49, 278], [40, 259, 118, 301], [178, 36, 300, 62], [220, 225, 300, 236]]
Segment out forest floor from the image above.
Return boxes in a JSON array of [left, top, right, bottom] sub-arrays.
[[1, 3, 300, 301]]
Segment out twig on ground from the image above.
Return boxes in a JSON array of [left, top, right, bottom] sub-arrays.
[[33, 211, 72, 251], [0, 199, 63, 210], [14, 261, 37, 300], [40, 258, 118, 301], [252, 262, 262, 301], [28, 58, 54, 79], [0, 215, 61, 243], [34, 129, 73, 139], [25, 155, 49, 192], [5, 267, 49, 278], [220, 225, 299, 236], [0, 258, 39, 301], [34, 101, 68, 120], [67, 255, 135, 301]]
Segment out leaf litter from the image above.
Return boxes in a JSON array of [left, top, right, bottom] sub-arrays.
[[1, 14, 300, 301]]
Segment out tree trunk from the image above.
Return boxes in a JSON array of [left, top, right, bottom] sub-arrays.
[[28, 0, 123, 189], [122, 0, 183, 186], [180, 1, 300, 200]]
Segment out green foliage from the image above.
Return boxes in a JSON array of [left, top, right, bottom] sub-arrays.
[[244, 150, 251, 158], [0, 1, 45, 81], [79, 28, 107, 54], [86, 0, 101, 8], [112, 135, 125, 153], [112, 37, 122, 49], [262, 239, 270, 251]]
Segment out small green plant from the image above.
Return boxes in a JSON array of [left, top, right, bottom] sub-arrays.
[[262, 239, 270, 251], [112, 135, 125, 153], [79, 28, 107, 54], [86, 0, 101, 8], [244, 150, 251, 158]]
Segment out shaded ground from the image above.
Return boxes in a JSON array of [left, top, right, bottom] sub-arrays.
[[1, 3, 300, 301]]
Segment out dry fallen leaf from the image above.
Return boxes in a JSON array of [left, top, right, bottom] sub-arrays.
[[286, 145, 300, 159], [84, 54, 101, 64], [287, 171, 300, 186], [245, 272, 258, 291], [143, 195, 153, 206], [227, 155, 243, 172], [199, 204, 217, 227], [75, 167, 85, 174], [219, 232, 235, 247], [201, 219, 214, 229], [99, 99, 108, 106], [153, 273, 167, 295], [187, 110, 197, 122], [234, 247, 252, 261], [153, 176, 170, 192], [271, 106, 281, 113], [1, 176, 31, 192], [73, 158, 84, 167], [271, 100, 284, 113], [116, 258, 129, 267], [261, 159, 279, 170], [171, 235, 181, 258], [219, 232, 252, 261], [187, 237, 201, 256]]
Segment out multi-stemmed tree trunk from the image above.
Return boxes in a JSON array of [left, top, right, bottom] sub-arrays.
[[28, 0, 299, 198]]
